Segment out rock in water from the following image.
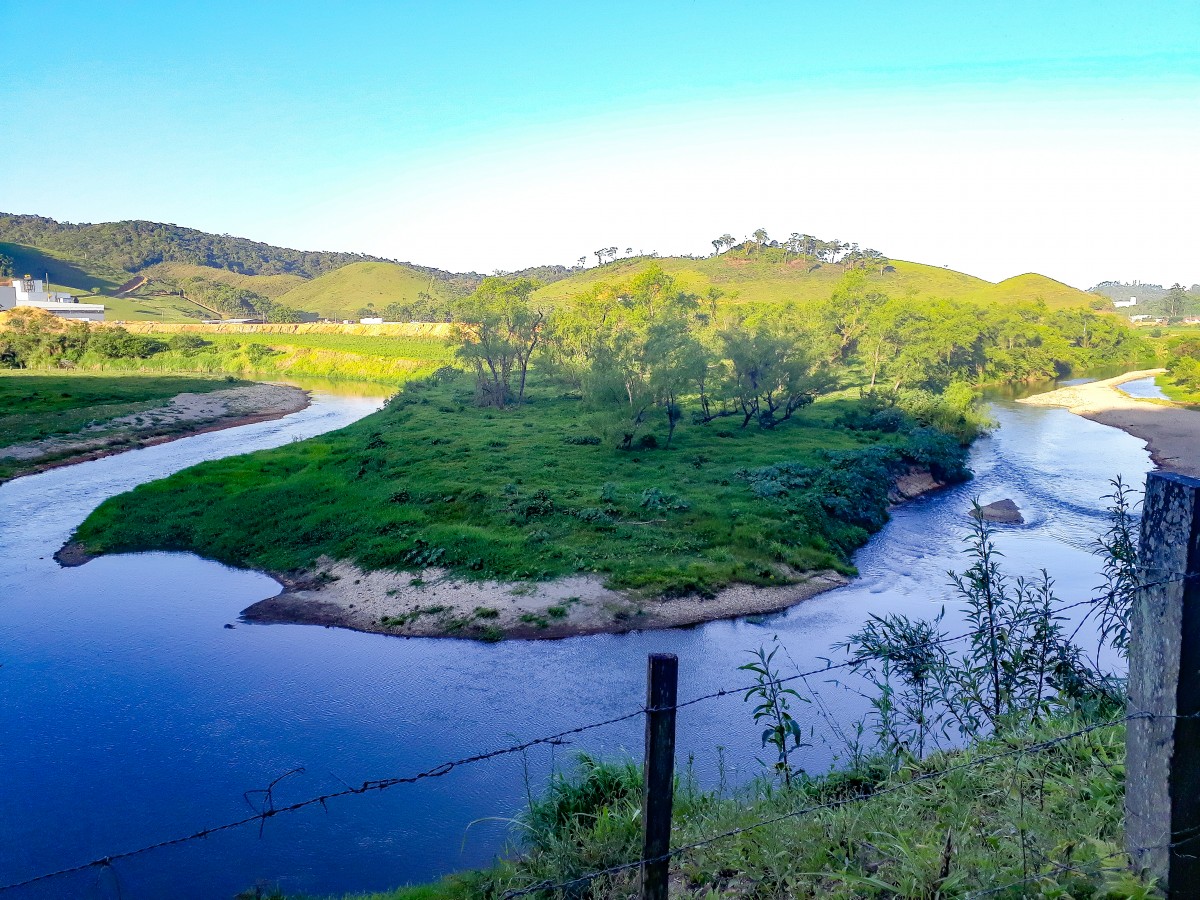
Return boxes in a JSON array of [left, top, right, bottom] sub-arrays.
[[971, 499, 1025, 525]]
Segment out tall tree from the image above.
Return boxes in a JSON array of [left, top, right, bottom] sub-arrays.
[[455, 276, 544, 408]]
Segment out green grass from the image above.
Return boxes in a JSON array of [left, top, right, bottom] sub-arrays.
[[68, 330, 456, 385], [72, 369, 963, 596], [0, 241, 126, 294], [95, 292, 219, 322], [0, 372, 246, 448], [530, 252, 1096, 311], [276, 262, 457, 320], [142, 262, 307, 298], [1157, 376, 1200, 406], [325, 712, 1140, 900], [0, 371, 250, 480]]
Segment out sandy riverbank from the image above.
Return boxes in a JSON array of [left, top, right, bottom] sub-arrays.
[[2, 382, 310, 482], [1017, 370, 1200, 478], [241, 560, 852, 641], [233, 466, 946, 641]]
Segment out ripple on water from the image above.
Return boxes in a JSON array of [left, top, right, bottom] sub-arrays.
[[0, 394, 1156, 899]]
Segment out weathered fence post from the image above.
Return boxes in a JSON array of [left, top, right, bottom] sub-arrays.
[[1127, 471, 1200, 897], [642, 653, 678, 900]]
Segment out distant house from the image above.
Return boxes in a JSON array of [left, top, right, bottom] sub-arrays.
[[360, 317, 384, 325], [1113, 297, 1138, 309], [0, 275, 105, 321]]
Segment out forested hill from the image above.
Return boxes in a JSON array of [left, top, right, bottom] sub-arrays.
[[0, 212, 477, 286]]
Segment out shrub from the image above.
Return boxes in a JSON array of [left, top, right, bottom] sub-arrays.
[[639, 487, 689, 511], [167, 334, 211, 354], [574, 507, 614, 525], [89, 327, 167, 359]]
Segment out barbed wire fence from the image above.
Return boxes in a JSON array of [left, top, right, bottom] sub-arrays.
[[2, 470, 1198, 898]]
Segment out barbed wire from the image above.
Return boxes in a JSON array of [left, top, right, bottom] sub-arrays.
[[0, 574, 1190, 895], [498, 712, 1146, 898], [0, 704, 650, 894]]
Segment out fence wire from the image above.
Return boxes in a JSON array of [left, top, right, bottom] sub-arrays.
[[498, 712, 1146, 898], [0, 574, 1193, 895]]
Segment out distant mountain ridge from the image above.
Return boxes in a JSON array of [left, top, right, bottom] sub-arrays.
[[0, 213, 578, 320], [0, 212, 1101, 323], [0, 212, 473, 284]]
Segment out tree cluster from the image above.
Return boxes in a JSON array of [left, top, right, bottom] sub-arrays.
[[1165, 334, 1200, 393], [173, 275, 309, 322], [0, 308, 165, 367], [452, 265, 1150, 448], [711, 228, 889, 272]]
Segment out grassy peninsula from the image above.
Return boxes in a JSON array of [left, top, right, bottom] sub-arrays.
[[65, 257, 1153, 639], [71, 368, 966, 603]]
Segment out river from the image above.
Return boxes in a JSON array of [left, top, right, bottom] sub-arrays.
[[0, 384, 1155, 899]]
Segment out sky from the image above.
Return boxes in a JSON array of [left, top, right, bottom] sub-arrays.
[[2, 1, 1198, 288]]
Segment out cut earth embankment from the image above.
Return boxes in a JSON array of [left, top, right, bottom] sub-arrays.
[[1017, 369, 1200, 478]]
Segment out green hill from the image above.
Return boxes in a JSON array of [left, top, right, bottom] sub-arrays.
[[140, 262, 306, 298], [531, 252, 1095, 311], [2, 213, 1098, 324], [966, 273, 1097, 309], [274, 261, 459, 320], [0, 241, 126, 294], [0, 212, 485, 322], [0, 212, 388, 278]]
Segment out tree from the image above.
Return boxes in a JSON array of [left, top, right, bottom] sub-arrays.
[[1165, 283, 1188, 319], [454, 276, 545, 408], [719, 320, 830, 428], [752, 227, 769, 245], [644, 318, 708, 448], [818, 271, 889, 363]]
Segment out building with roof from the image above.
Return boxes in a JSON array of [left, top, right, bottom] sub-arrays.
[[0, 275, 105, 321]]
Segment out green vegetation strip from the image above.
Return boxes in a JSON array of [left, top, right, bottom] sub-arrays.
[[72, 370, 969, 596], [0, 372, 246, 448], [0, 310, 454, 385], [324, 712, 1134, 899]]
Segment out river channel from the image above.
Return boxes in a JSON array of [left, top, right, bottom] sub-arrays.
[[0, 382, 1156, 898]]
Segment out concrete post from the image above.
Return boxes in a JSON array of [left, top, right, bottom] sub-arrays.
[[1126, 471, 1200, 897]]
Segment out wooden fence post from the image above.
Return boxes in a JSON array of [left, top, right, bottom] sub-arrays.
[[642, 653, 678, 900], [1127, 471, 1200, 897]]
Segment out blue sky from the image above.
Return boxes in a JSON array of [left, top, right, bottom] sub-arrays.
[[2, 1, 1198, 285]]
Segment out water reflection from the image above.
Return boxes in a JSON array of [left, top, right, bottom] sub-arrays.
[[0, 394, 1155, 899]]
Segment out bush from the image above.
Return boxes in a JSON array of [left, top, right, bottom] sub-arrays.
[[167, 334, 211, 354], [88, 327, 167, 359], [243, 343, 279, 364], [639, 487, 689, 511]]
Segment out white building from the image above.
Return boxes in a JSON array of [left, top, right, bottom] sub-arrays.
[[1113, 297, 1138, 309], [0, 275, 105, 321]]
